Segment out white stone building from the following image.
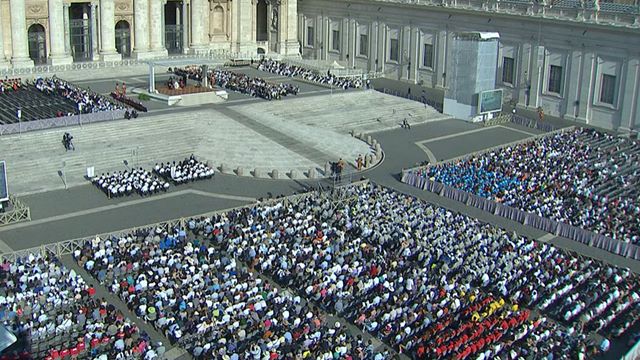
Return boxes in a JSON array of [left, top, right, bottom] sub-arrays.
[[297, 0, 640, 131], [0, 0, 299, 66]]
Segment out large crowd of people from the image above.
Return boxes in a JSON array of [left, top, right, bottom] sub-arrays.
[[172, 66, 299, 100], [210, 68, 299, 100], [258, 59, 363, 89], [74, 183, 640, 359], [91, 169, 170, 198], [410, 128, 640, 244], [34, 77, 123, 113], [154, 155, 214, 184], [0, 253, 159, 359]]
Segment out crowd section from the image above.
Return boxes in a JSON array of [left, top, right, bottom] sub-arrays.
[[411, 128, 640, 244], [258, 59, 363, 89], [90, 169, 170, 198], [0, 254, 159, 359], [34, 77, 123, 114], [154, 155, 214, 184], [173, 66, 299, 100], [74, 183, 639, 360], [0, 78, 22, 93]]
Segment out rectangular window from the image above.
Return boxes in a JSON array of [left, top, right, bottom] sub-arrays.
[[548, 65, 563, 94], [331, 30, 340, 51], [359, 34, 368, 56], [306, 26, 314, 47], [389, 38, 399, 62], [502, 57, 515, 85], [600, 74, 616, 105], [422, 43, 433, 68]]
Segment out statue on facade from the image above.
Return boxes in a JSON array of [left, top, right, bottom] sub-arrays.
[[271, 0, 280, 30]]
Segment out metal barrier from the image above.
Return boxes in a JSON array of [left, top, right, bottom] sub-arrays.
[[621, 338, 640, 360], [380, 88, 444, 113], [0, 52, 261, 77], [0, 109, 126, 136], [0, 195, 31, 227]]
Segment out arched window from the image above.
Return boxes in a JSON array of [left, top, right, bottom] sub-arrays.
[[256, 0, 268, 41], [213, 5, 225, 33], [28, 24, 47, 65], [115, 20, 131, 57]]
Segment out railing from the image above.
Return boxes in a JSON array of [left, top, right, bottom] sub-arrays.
[[0, 195, 31, 227], [481, 113, 559, 132], [282, 58, 368, 78], [0, 52, 261, 75], [0, 109, 126, 136], [0, 181, 371, 262], [372, 0, 640, 27], [380, 88, 445, 113], [621, 338, 640, 360]]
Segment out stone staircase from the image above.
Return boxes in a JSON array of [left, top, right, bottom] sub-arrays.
[[233, 90, 451, 135], [0, 102, 373, 194]]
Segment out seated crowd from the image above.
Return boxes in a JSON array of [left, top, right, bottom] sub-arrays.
[[75, 228, 391, 359], [0, 253, 159, 359], [91, 168, 170, 198], [410, 128, 640, 244], [258, 59, 363, 89], [153, 155, 214, 184], [210, 68, 299, 100], [0, 78, 22, 93], [35, 77, 123, 114], [172, 66, 299, 100], [75, 183, 639, 360]]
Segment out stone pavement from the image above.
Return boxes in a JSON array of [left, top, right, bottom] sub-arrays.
[[0, 99, 372, 195]]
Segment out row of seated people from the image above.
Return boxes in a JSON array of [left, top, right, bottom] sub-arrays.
[[153, 155, 214, 184], [172, 66, 300, 100], [74, 183, 639, 360], [110, 92, 148, 113], [258, 58, 363, 89], [228, 184, 636, 359], [34, 77, 123, 114], [0, 254, 160, 360], [0, 78, 22, 93], [210, 68, 299, 100], [166, 76, 186, 90], [90, 169, 169, 198], [409, 127, 640, 244], [74, 233, 394, 360]]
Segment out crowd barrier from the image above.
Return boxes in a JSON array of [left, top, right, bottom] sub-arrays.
[[0, 109, 126, 136], [621, 336, 640, 360], [511, 114, 558, 132], [401, 171, 640, 261]]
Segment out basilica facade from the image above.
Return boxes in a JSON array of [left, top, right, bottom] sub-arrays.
[[0, 0, 299, 67], [297, 0, 640, 132]]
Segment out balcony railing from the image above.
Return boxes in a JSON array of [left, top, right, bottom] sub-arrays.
[[371, 0, 640, 27]]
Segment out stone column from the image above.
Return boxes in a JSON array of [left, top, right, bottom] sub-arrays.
[[100, 0, 121, 60], [181, 1, 189, 54], [279, 0, 299, 55], [190, 0, 206, 53], [133, 0, 151, 59], [90, 2, 100, 60], [149, 0, 168, 56], [0, 7, 9, 68], [63, 3, 71, 56], [48, 0, 74, 65], [233, 0, 254, 54], [10, 0, 34, 68]]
